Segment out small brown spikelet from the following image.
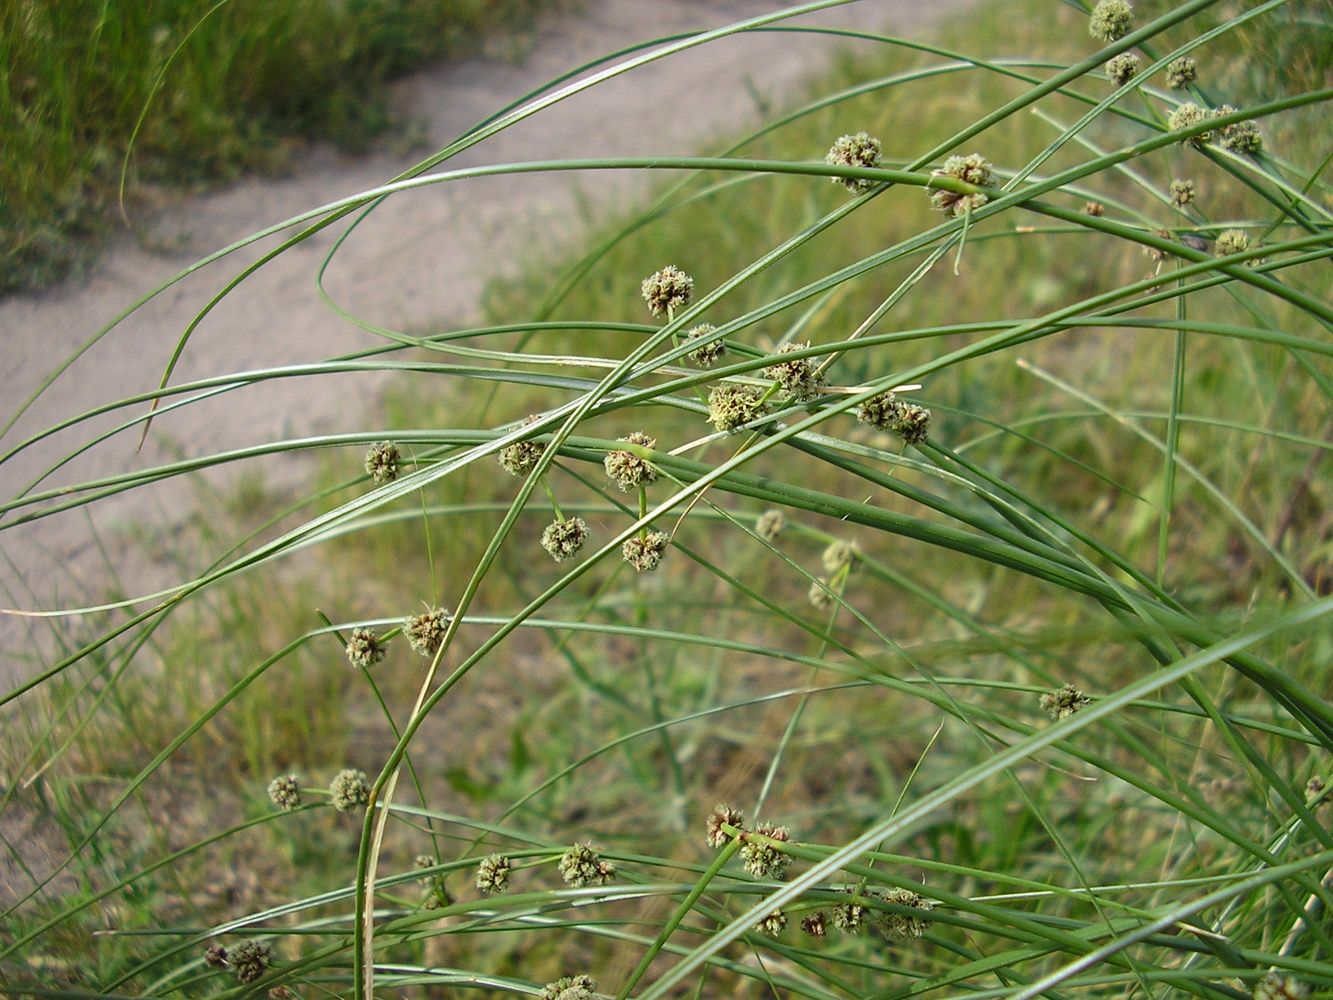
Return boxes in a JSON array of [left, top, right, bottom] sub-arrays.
[[1083, 201, 1105, 216], [404, 607, 450, 657], [345, 627, 387, 669], [204, 943, 228, 967], [871, 886, 934, 940], [740, 823, 792, 879], [801, 912, 828, 937], [706, 803, 745, 848], [603, 432, 658, 491], [825, 131, 882, 192], [930, 153, 993, 216], [1040, 683, 1091, 720], [757, 909, 788, 936], [641, 265, 693, 317], [364, 441, 400, 486], [622, 531, 669, 572]]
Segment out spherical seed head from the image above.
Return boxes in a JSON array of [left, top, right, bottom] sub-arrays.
[[1216, 111, 1263, 155], [1105, 52, 1140, 85], [755, 509, 786, 542], [622, 531, 669, 572], [685, 323, 726, 367], [871, 887, 934, 940], [364, 441, 400, 486], [763, 342, 825, 401], [330, 768, 371, 812], [1166, 56, 1197, 88], [832, 898, 866, 933], [825, 131, 882, 192], [204, 943, 228, 967], [539, 975, 597, 1000], [808, 577, 834, 609], [707, 383, 768, 432], [1039, 683, 1091, 720], [541, 516, 590, 562], [476, 853, 512, 894], [641, 265, 693, 317], [1089, 0, 1133, 41], [822, 539, 860, 575], [267, 774, 301, 811], [893, 402, 932, 445], [1215, 229, 1250, 257], [801, 912, 828, 937], [857, 390, 901, 431], [1083, 200, 1105, 216], [345, 627, 386, 670], [1254, 972, 1311, 1000], [603, 431, 658, 491], [757, 908, 788, 936], [1168, 102, 1212, 148], [1142, 228, 1173, 263], [931, 153, 993, 216], [740, 823, 792, 879], [706, 803, 745, 848], [1169, 178, 1195, 208], [404, 607, 450, 657], [229, 939, 271, 984], [559, 843, 614, 887]]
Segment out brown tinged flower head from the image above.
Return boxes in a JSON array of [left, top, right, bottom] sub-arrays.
[[857, 390, 932, 445], [541, 516, 590, 562], [822, 539, 860, 576], [1254, 971, 1311, 1000], [622, 531, 669, 572], [267, 774, 301, 811], [871, 887, 934, 940], [1089, 0, 1133, 41], [642, 264, 693, 318], [559, 843, 615, 887], [330, 768, 371, 812], [498, 416, 546, 477], [204, 943, 228, 967], [1040, 683, 1091, 720], [825, 131, 882, 192], [345, 626, 387, 670], [706, 803, 745, 848], [1169, 178, 1195, 209], [930, 152, 993, 216], [808, 577, 834, 610], [763, 341, 825, 401], [707, 383, 768, 433], [1105, 52, 1140, 85], [685, 323, 726, 367], [1214, 106, 1263, 154], [740, 822, 792, 879], [755, 509, 786, 542], [476, 853, 512, 894], [603, 431, 658, 491], [415, 854, 436, 877], [1215, 229, 1250, 257], [832, 895, 866, 933], [1083, 200, 1105, 216], [540, 975, 597, 1000], [1168, 102, 1212, 148], [895, 402, 932, 445], [229, 939, 271, 984], [364, 441, 400, 486], [757, 909, 788, 937], [404, 607, 450, 657], [1166, 56, 1197, 88], [801, 912, 828, 937]]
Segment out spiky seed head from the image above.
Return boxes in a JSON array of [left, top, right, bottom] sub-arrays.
[[204, 943, 228, 967], [476, 853, 512, 894], [641, 265, 693, 317], [539, 975, 597, 1000], [706, 803, 745, 848], [894, 402, 932, 445], [1215, 229, 1250, 257], [267, 775, 301, 811], [404, 607, 449, 657], [685, 323, 726, 367], [1168, 102, 1212, 148], [707, 383, 768, 432], [603, 432, 658, 491], [1169, 179, 1195, 209], [1214, 107, 1263, 154], [622, 531, 669, 572], [1083, 201, 1105, 216], [825, 131, 882, 192], [497, 415, 546, 476], [1253, 971, 1311, 1000], [930, 153, 993, 216], [364, 441, 400, 486], [802, 912, 828, 937], [857, 391, 899, 430], [740, 822, 792, 879], [755, 509, 786, 542], [871, 887, 934, 940], [541, 516, 590, 562], [415, 854, 435, 877], [1039, 684, 1091, 720], [229, 939, 271, 984], [1166, 56, 1196, 88], [559, 843, 615, 887], [1105, 52, 1140, 85], [1089, 0, 1133, 41], [763, 341, 825, 401], [345, 627, 387, 670], [822, 539, 861, 575], [832, 897, 866, 933], [757, 909, 788, 936], [808, 577, 834, 609], [330, 768, 371, 812]]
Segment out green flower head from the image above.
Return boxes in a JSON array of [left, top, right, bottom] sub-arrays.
[[559, 843, 615, 887], [825, 131, 882, 192], [1089, 0, 1133, 42], [1169, 178, 1195, 209], [707, 383, 768, 433], [345, 626, 387, 670], [1168, 102, 1212, 148], [1166, 56, 1196, 88], [1039, 683, 1091, 720], [622, 531, 669, 572], [330, 768, 371, 812], [541, 516, 590, 562], [364, 441, 400, 486], [684, 323, 726, 367], [1105, 52, 1140, 86], [604, 432, 658, 492], [267, 774, 301, 811], [763, 341, 825, 402], [641, 265, 693, 318]]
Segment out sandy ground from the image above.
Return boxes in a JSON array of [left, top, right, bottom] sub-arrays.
[[0, 0, 969, 684]]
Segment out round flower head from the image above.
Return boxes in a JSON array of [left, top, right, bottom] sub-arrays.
[[857, 391, 931, 444], [1039, 683, 1091, 720], [763, 342, 825, 402], [1168, 102, 1212, 148], [330, 768, 371, 812], [476, 853, 512, 894], [603, 431, 658, 492], [623, 531, 669, 572], [641, 265, 693, 318], [801, 912, 828, 937], [1142, 228, 1172, 264], [229, 939, 271, 984], [540, 976, 597, 1000], [559, 843, 615, 887], [822, 539, 860, 576], [825, 131, 882, 193], [757, 909, 788, 937], [808, 577, 834, 610], [204, 943, 228, 967], [707, 383, 768, 433], [930, 153, 993, 216], [1105, 52, 1140, 86], [1214, 228, 1250, 257], [1169, 178, 1195, 209], [497, 415, 545, 477], [1166, 56, 1197, 88], [415, 854, 436, 878], [345, 626, 387, 670], [832, 896, 866, 933], [755, 509, 786, 542], [1214, 107, 1263, 154], [894, 402, 932, 445], [684, 323, 726, 367], [1254, 972, 1311, 1000], [267, 774, 301, 811], [1089, 0, 1133, 41], [706, 803, 745, 848], [740, 822, 792, 879], [541, 516, 590, 562], [364, 441, 400, 486], [404, 607, 449, 657], [871, 887, 934, 940], [1083, 200, 1105, 216]]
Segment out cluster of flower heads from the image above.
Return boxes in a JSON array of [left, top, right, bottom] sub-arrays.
[[803, 887, 934, 941], [1253, 971, 1311, 1000], [204, 939, 271, 985], [930, 153, 993, 216], [1039, 683, 1092, 720], [1168, 102, 1264, 155], [825, 131, 882, 192], [267, 770, 373, 813], [704, 804, 793, 880], [364, 441, 400, 486], [763, 342, 825, 402], [856, 390, 932, 445], [540, 974, 598, 1000]]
